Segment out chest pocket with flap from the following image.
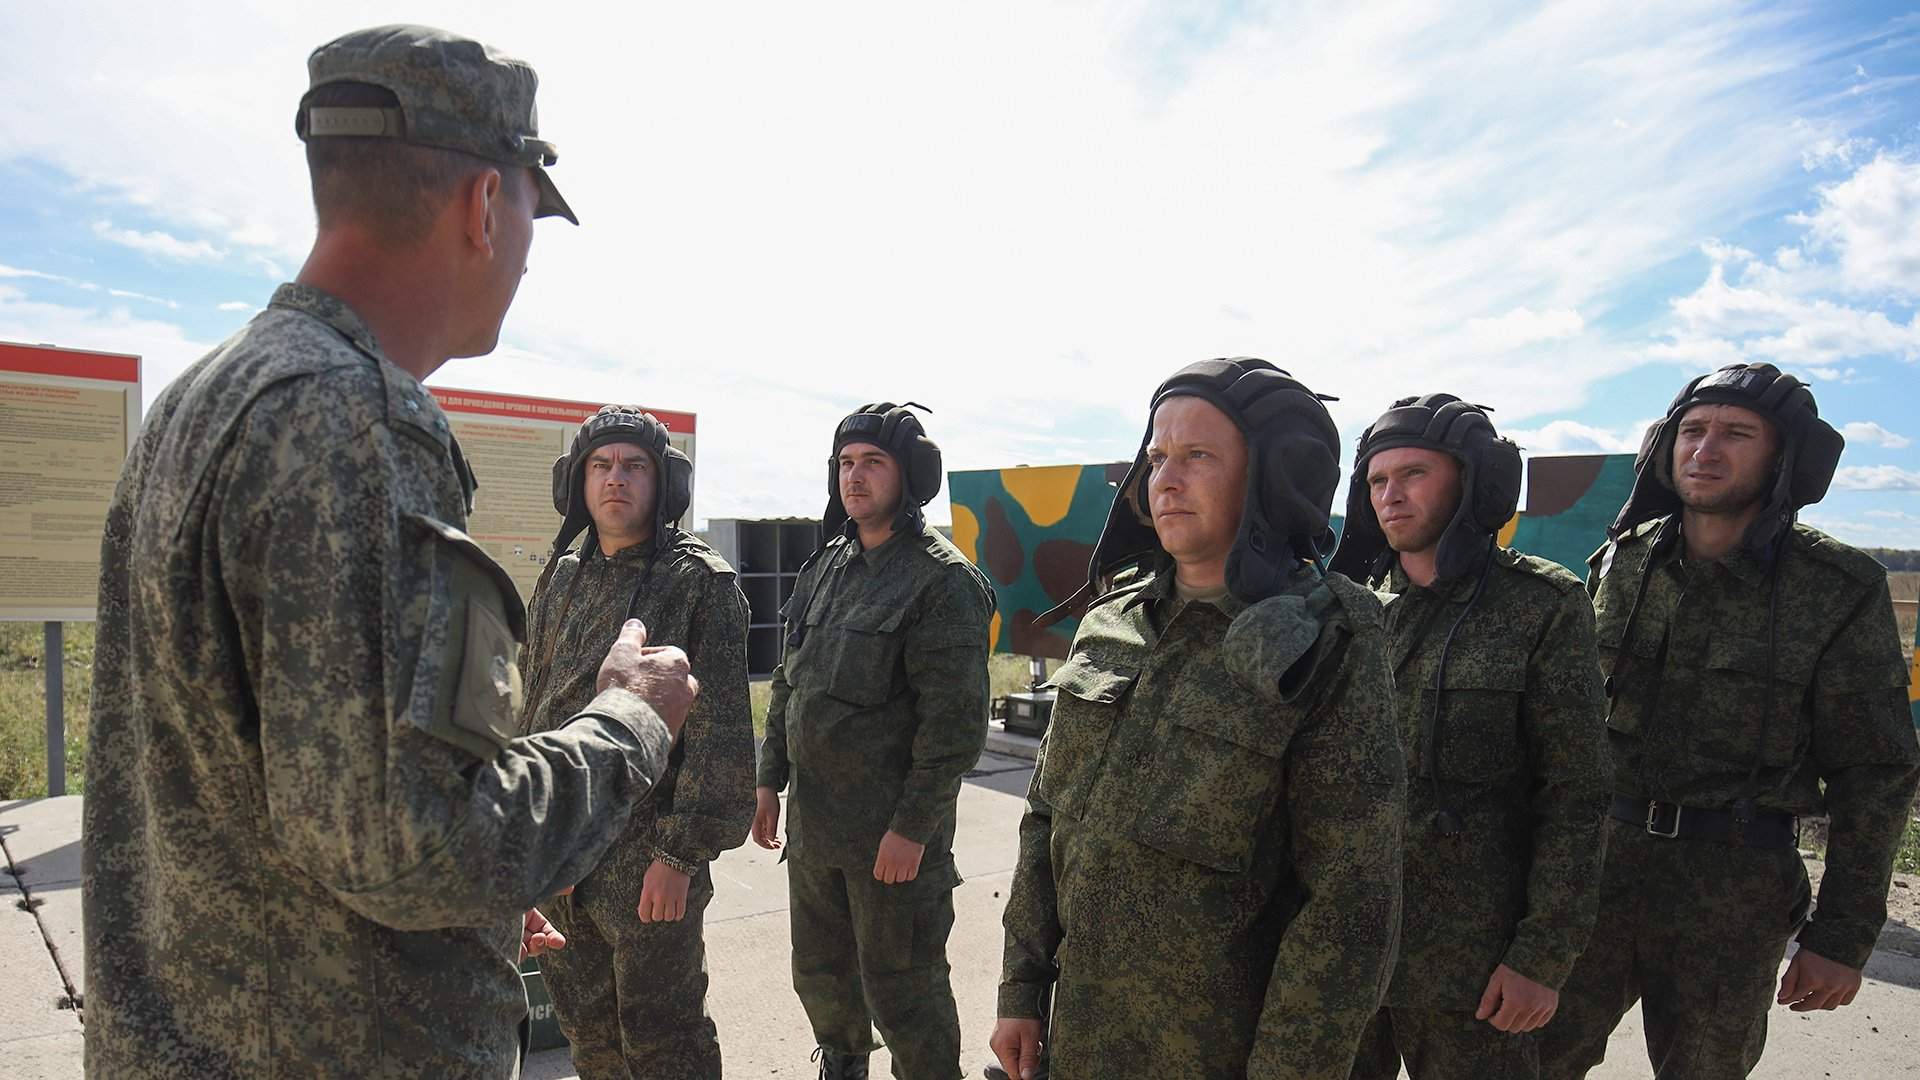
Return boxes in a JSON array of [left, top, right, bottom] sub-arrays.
[[1036, 652, 1137, 820]]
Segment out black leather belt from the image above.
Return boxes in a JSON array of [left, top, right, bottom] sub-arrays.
[[1608, 794, 1797, 850]]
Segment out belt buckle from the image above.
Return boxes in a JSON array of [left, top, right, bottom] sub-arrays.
[[1645, 800, 1682, 839]]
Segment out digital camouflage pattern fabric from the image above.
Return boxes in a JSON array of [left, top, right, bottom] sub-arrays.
[[517, 532, 754, 1077], [1539, 519, 1920, 1080], [758, 521, 994, 871], [1352, 1006, 1539, 1080], [1350, 548, 1609, 1080], [83, 284, 677, 1079], [999, 564, 1406, 1079], [1375, 549, 1610, 1005], [758, 520, 992, 1077]]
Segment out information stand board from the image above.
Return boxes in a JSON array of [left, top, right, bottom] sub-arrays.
[[430, 387, 696, 605], [0, 341, 142, 622]]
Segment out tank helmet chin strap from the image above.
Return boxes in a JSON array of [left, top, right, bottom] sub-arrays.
[[1608, 362, 1844, 559], [818, 401, 942, 551], [1040, 358, 1342, 627], [1329, 393, 1522, 584]]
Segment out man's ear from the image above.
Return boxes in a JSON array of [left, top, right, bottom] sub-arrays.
[[461, 167, 504, 258]]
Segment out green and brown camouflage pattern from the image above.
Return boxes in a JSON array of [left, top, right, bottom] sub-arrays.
[[757, 520, 994, 870], [1352, 1005, 1539, 1080], [787, 857, 965, 1078], [517, 530, 754, 1076], [1375, 548, 1610, 1007], [947, 462, 1130, 659], [998, 564, 1406, 1078], [1538, 819, 1810, 1080], [1587, 518, 1919, 970], [82, 283, 675, 1079]]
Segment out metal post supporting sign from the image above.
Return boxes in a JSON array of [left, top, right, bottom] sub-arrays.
[[45, 621, 65, 797]]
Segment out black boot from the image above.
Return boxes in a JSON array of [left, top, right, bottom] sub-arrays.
[[812, 1046, 870, 1080]]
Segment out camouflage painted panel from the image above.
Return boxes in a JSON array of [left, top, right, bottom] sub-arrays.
[[949, 463, 1131, 658], [1505, 453, 1637, 579], [1909, 612, 1918, 727]]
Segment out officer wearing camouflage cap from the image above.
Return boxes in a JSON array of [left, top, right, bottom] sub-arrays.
[[1538, 363, 1920, 1079], [992, 358, 1406, 1079], [518, 406, 754, 1078], [83, 26, 696, 1079], [753, 403, 994, 1080], [1331, 395, 1610, 1080]]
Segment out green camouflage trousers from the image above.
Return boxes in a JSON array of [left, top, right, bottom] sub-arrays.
[[788, 857, 963, 1080], [1350, 1006, 1539, 1080], [541, 862, 721, 1080], [1538, 818, 1810, 1080]]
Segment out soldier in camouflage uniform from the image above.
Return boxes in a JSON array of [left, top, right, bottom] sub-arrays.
[[752, 403, 994, 1080], [518, 407, 754, 1078], [81, 26, 701, 1079], [1330, 396, 1610, 1080], [1538, 363, 1920, 1079], [992, 358, 1407, 1080]]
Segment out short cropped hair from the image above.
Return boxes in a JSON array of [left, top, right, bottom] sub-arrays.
[[303, 82, 524, 247]]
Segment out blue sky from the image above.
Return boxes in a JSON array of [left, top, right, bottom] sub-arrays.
[[1, 2, 1916, 543]]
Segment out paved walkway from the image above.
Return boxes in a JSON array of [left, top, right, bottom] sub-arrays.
[[6, 760, 1918, 1078]]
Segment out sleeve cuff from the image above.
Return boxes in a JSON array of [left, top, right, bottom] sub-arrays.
[[997, 980, 1049, 1020], [563, 687, 672, 787], [1501, 936, 1577, 992], [651, 848, 701, 877], [1795, 921, 1879, 972], [887, 810, 934, 845]]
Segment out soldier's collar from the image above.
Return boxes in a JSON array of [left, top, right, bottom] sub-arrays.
[[1672, 519, 1767, 584], [269, 282, 385, 360], [848, 521, 918, 572], [1128, 568, 1248, 619], [1382, 556, 1477, 602]]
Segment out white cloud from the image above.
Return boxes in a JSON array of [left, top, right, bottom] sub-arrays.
[[91, 220, 226, 263], [107, 287, 179, 309], [1790, 153, 1920, 297], [1831, 465, 1920, 492], [1840, 421, 1912, 449], [1506, 418, 1654, 455], [1463, 307, 1585, 351], [1654, 205, 1920, 372], [0, 288, 210, 396], [1805, 365, 1860, 383], [217, 300, 255, 312], [0, 3, 1910, 521]]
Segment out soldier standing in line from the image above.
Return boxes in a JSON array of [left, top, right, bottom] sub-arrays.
[[990, 358, 1407, 1079], [751, 403, 994, 1080], [1538, 363, 1920, 1079], [518, 406, 754, 1078], [82, 26, 699, 1079], [1331, 395, 1610, 1080]]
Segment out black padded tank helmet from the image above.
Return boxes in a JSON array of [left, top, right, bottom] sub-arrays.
[[545, 406, 693, 561], [820, 401, 942, 545], [1609, 362, 1843, 556], [1329, 394, 1522, 584], [1066, 357, 1342, 612]]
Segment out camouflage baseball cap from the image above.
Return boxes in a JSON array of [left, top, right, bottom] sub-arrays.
[[297, 24, 577, 225]]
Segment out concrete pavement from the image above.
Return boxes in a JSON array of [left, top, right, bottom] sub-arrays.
[[8, 757, 1920, 1078]]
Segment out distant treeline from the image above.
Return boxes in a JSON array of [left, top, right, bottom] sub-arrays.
[[1864, 548, 1920, 572]]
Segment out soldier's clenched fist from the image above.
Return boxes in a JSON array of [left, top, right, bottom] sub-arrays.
[[597, 619, 699, 738]]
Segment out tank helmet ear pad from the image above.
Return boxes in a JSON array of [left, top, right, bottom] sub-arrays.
[[547, 406, 693, 558], [1070, 357, 1343, 613], [820, 401, 942, 545], [1609, 363, 1843, 554], [1329, 393, 1522, 583]]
